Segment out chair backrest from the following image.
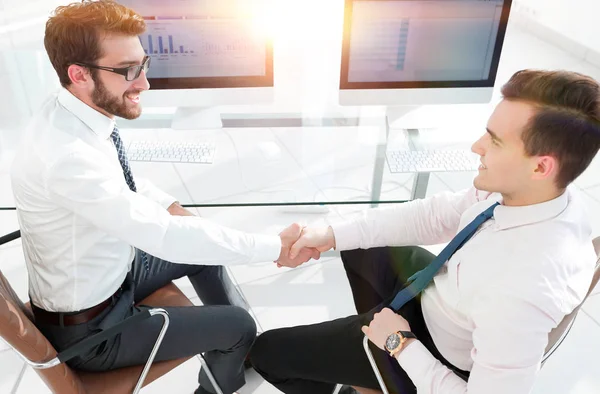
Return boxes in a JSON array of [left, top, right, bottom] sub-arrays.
[[0, 269, 85, 394], [544, 237, 600, 358]]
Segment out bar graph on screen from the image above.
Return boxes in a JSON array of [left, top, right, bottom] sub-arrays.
[[143, 34, 193, 54], [133, 9, 267, 79]]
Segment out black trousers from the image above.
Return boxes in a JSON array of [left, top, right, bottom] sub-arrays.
[[33, 251, 255, 394], [249, 246, 470, 394]]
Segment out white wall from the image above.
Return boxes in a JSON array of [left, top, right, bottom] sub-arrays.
[[512, 0, 600, 53], [252, 0, 346, 115], [0, 0, 63, 164]]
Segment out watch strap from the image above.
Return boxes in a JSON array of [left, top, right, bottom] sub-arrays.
[[399, 331, 417, 340]]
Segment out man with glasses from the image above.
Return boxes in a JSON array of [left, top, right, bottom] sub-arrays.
[[9, 1, 316, 394]]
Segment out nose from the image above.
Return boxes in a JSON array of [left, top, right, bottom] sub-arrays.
[[133, 69, 150, 91], [471, 134, 485, 156]]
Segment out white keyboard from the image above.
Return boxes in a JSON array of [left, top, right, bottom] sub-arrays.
[[126, 140, 216, 163], [386, 149, 479, 173]]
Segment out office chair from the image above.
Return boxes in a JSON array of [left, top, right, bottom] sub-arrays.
[[342, 236, 600, 394], [0, 230, 223, 394]]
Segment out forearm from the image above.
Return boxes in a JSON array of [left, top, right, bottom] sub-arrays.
[[47, 153, 279, 265], [332, 189, 478, 251], [394, 286, 550, 394], [155, 216, 281, 265], [396, 341, 469, 393]]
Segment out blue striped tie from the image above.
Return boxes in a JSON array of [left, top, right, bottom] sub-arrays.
[[110, 127, 150, 271], [389, 202, 500, 311]]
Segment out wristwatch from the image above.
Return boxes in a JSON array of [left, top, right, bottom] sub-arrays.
[[384, 331, 417, 357]]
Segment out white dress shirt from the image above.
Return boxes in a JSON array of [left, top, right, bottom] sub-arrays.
[[332, 187, 596, 394], [10, 89, 281, 312]]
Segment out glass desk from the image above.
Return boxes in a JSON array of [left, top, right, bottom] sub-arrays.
[[112, 124, 480, 210], [0, 123, 481, 213]]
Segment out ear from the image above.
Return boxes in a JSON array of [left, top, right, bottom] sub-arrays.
[[532, 155, 557, 181], [67, 64, 93, 87]]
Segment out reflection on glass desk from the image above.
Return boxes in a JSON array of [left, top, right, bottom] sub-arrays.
[[0, 126, 481, 210], [127, 140, 217, 163], [386, 149, 480, 173]]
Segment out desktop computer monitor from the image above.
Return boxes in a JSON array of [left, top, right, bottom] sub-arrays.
[[118, 0, 274, 128], [339, 0, 512, 107]]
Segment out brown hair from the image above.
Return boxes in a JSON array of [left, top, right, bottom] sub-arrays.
[[44, 0, 146, 88], [502, 69, 600, 189]]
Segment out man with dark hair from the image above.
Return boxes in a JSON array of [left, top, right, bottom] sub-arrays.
[[10, 1, 315, 393], [250, 69, 600, 394]]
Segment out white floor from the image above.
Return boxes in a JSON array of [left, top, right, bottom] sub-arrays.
[[2, 22, 600, 394]]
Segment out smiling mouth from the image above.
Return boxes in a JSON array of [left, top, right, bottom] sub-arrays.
[[125, 92, 140, 104]]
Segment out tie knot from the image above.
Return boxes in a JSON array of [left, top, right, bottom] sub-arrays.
[[482, 202, 500, 219]]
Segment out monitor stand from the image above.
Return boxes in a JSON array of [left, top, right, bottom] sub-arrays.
[[369, 105, 430, 206], [171, 107, 223, 130]]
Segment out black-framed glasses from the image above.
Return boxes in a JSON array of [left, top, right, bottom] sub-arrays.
[[75, 56, 151, 81]]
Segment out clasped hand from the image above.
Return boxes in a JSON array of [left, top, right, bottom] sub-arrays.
[[275, 223, 336, 268]]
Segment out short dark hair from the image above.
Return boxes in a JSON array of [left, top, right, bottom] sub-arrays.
[[44, 0, 146, 88], [501, 69, 600, 189]]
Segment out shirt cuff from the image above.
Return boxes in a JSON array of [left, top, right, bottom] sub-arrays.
[[158, 194, 178, 210], [396, 340, 438, 385], [330, 220, 362, 251], [249, 234, 282, 263]]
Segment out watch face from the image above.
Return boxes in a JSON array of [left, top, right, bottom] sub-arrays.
[[385, 333, 401, 351]]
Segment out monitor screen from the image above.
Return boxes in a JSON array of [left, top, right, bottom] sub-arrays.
[[118, 0, 273, 89], [340, 0, 511, 90]]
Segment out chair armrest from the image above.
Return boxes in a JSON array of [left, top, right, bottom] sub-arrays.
[[56, 309, 156, 364], [0, 230, 20, 246], [24, 308, 170, 394]]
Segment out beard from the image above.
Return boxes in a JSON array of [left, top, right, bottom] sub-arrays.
[[91, 74, 142, 120]]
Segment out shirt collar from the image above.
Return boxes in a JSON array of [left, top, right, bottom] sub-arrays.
[[57, 88, 115, 140], [493, 190, 569, 230]]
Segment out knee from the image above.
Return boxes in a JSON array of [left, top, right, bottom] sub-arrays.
[[229, 306, 257, 347]]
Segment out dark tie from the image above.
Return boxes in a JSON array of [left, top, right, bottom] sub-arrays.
[[110, 127, 150, 271], [389, 202, 500, 311]]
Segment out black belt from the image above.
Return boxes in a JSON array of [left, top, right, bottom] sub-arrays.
[[32, 285, 123, 326]]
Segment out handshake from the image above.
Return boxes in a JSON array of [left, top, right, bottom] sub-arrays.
[[275, 223, 336, 268]]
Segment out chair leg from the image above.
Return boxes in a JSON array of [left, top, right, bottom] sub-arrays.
[[197, 354, 224, 394], [333, 336, 389, 394], [362, 336, 390, 394], [133, 308, 170, 394]]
